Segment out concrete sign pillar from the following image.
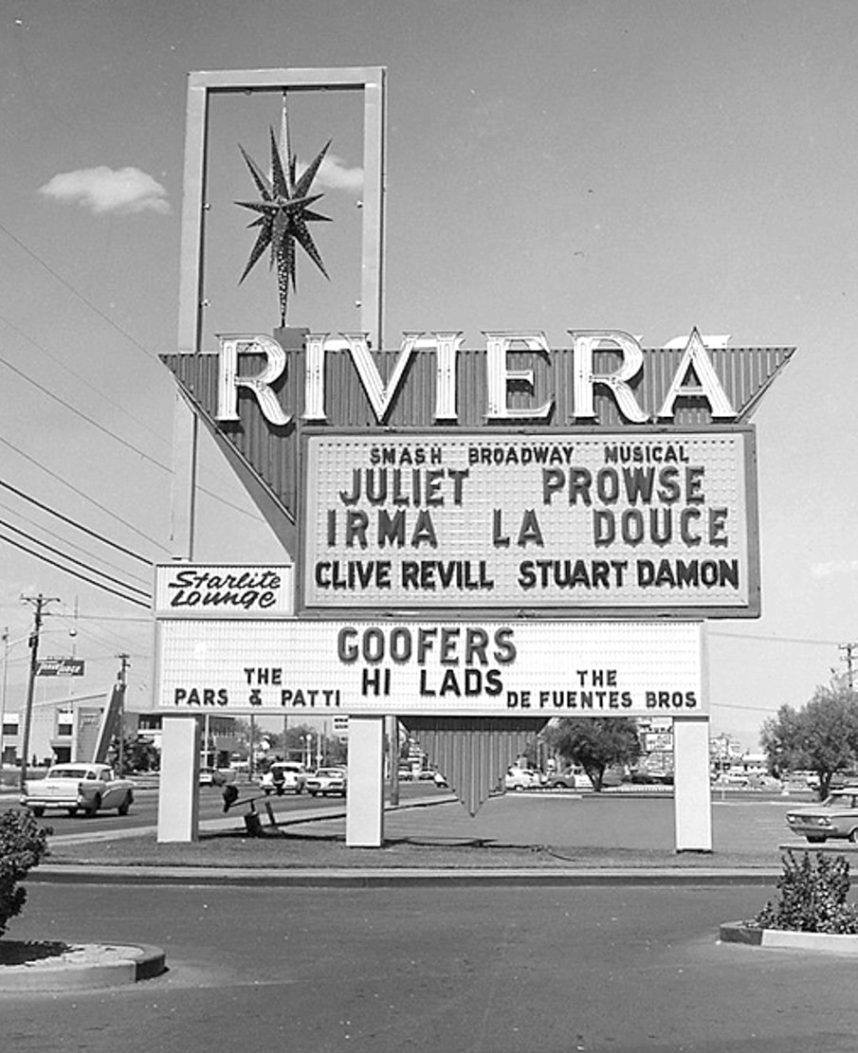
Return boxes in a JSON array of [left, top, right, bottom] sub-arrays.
[[157, 716, 200, 842], [346, 716, 384, 847], [673, 715, 712, 852]]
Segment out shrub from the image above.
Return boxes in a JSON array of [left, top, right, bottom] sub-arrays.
[[0, 810, 50, 939], [754, 850, 858, 934]]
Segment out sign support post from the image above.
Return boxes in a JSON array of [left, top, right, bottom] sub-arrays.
[[345, 716, 385, 847], [157, 716, 200, 842], [673, 715, 713, 851]]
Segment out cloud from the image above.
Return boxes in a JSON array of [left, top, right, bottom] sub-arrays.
[[312, 153, 363, 193], [810, 559, 858, 579], [39, 166, 170, 215]]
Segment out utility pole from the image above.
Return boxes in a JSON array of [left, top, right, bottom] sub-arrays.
[[0, 627, 8, 777], [19, 594, 60, 793], [117, 653, 130, 775], [839, 643, 857, 691]]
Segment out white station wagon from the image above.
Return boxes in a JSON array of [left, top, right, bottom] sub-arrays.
[[21, 763, 134, 818]]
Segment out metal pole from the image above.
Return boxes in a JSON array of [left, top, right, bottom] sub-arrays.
[[0, 628, 8, 775]]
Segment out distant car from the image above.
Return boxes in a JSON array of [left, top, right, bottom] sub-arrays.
[[504, 766, 542, 791], [259, 762, 307, 796], [304, 767, 347, 797], [21, 763, 134, 818], [433, 770, 448, 788], [787, 787, 858, 843], [547, 768, 593, 790], [199, 766, 226, 787]]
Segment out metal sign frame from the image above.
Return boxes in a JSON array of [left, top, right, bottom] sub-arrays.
[[296, 424, 760, 620]]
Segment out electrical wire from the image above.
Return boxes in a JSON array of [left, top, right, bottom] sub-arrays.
[[0, 351, 169, 471], [0, 220, 158, 363], [0, 439, 167, 554], [0, 532, 151, 609], [0, 311, 173, 453], [0, 516, 150, 598], [0, 495, 152, 587]]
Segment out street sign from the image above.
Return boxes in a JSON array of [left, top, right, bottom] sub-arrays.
[[36, 657, 85, 677]]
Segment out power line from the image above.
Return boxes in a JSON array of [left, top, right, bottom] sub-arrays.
[[0, 496, 151, 587], [0, 437, 169, 554], [709, 630, 842, 647], [0, 515, 150, 599], [0, 476, 154, 564], [0, 220, 157, 363], [0, 350, 169, 472], [0, 532, 151, 609], [0, 311, 172, 454]]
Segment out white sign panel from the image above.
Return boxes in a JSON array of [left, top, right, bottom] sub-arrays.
[[301, 429, 758, 617], [155, 619, 703, 718], [155, 564, 293, 617]]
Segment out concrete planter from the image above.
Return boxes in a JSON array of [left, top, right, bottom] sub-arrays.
[[720, 921, 858, 954]]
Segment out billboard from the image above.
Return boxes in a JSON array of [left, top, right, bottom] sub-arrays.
[[300, 428, 758, 618], [155, 619, 703, 718]]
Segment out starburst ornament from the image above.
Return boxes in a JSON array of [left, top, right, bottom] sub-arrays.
[[235, 126, 332, 327]]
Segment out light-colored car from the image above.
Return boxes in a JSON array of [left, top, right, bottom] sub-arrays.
[[199, 766, 226, 787], [786, 787, 858, 843], [259, 761, 307, 796], [504, 766, 543, 791], [547, 767, 593, 790], [21, 763, 134, 818], [304, 767, 347, 797]]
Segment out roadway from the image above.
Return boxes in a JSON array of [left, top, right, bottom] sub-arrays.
[[5, 880, 858, 1052]]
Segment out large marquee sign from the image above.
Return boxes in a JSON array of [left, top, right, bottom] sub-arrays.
[[155, 619, 703, 718], [300, 427, 758, 618]]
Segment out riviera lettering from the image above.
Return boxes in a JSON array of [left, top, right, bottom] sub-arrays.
[[216, 328, 735, 426]]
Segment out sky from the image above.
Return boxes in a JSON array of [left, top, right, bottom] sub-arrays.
[[0, 0, 855, 748]]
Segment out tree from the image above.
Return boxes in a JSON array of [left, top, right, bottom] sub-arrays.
[[545, 717, 641, 791], [761, 684, 858, 799]]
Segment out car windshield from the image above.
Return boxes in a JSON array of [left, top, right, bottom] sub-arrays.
[[316, 769, 340, 778], [48, 768, 88, 779], [824, 794, 858, 808]]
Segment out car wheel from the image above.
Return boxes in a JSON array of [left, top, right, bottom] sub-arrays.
[[310, 790, 318, 797], [66, 807, 78, 817], [86, 794, 101, 817], [262, 788, 271, 796], [849, 829, 858, 844], [276, 786, 284, 796], [30, 806, 45, 818], [806, 835, 826, 843], [117, 793, 132, 816]]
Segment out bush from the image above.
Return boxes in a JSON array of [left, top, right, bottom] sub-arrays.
[[754, 850, 858, 934], [0, 810, 50, 939]]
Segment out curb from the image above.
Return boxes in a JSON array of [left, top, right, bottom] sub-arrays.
[[719, 921, 858, 954], [0, 943, 166, 992], [27, 863, 782, 888]]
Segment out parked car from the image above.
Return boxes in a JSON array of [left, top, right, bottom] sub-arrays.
[[504, 766, 542, 791], [304, 767, 347, 797], [786, 787, 858, 843], [547, 767, 593, 790], [21, 763, 134, 818], [199, 766, 226, 787], [259, 762, 307, 795]]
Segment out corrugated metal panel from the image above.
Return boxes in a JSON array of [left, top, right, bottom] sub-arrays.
[[402, 717, 547, 816], [160, 342, 795, 518]]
